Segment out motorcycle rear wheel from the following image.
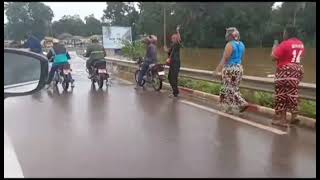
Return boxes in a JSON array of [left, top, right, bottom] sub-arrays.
[[152, 73, 162, 91], [135, 70, 145, 86], [98, 74, 104, 89], [62, 81, 69, 91]]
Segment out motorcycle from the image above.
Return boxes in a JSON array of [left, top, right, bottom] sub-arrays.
[[48, 57, 74, 91], [134, 57, 165, 91], [52, 63, 74, 91], [87, 60, 110, 89]]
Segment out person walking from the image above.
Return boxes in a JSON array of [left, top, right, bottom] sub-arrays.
[[214, 27, 249, 113]]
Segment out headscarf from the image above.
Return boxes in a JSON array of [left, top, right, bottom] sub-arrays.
[[225, 27, 240, 41]]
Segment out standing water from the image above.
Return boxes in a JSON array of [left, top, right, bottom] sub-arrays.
[[158, 47, 316, 83]]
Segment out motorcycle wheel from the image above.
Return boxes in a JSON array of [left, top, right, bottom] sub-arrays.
[[135, 70, 145, 86], [98, 74, 104, 89], [152, 73, 162, 91], [53, 73, 59, 86], [62, 74, 69, 91], [62, 81, 69, 91]]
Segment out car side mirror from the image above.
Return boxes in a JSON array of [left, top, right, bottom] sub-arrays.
[[4, 48, 48, 99]]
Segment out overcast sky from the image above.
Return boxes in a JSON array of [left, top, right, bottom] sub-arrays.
[[4, 2, 283, 23]]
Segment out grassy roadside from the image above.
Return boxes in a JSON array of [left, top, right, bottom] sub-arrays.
[[176, 77, 316, 119]]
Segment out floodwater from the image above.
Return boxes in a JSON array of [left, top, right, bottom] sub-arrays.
[[159, 48, 316, 83]]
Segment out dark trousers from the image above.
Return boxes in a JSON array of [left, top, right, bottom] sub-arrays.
[[137, 62, 151, 86], [86, 59, 100, 74], [168, 62, 180, 96], [46, 63, 72, 84]]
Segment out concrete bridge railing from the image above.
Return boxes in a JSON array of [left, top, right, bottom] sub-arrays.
[[105, 56, 316, 101]]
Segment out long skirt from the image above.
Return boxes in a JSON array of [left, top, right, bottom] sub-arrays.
[[220, 64, 247, 112], [274, 63, 304, 115]]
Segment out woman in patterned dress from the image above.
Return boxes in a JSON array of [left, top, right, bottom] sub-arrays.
[[215, 27, 249, 113], [271, 25, 304, 127]]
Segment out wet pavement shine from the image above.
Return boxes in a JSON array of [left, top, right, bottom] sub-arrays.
[[4, 52, 316, 178]]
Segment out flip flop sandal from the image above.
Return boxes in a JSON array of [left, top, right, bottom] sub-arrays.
[[271, 119, 282, 126], [271, 119, 289, 128], [239, 104, 249, 113]]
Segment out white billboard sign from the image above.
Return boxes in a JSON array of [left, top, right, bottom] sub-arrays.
[[102, 26, 132, 49]]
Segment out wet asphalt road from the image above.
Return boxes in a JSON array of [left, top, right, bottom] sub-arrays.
[[4, 52, 316, 178]]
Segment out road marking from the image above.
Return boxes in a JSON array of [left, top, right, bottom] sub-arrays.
[[113, 77, 286, 135], [179, 100, 287, 135]]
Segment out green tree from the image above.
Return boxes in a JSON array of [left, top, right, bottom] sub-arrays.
[[102, 2, 316, 48], [102, 2, 139, 40], [5, 2, 54, 40], [84, 14, 102, 36], [52, 15, 86, 37]]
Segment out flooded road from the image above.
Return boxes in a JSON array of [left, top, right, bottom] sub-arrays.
[[158, 48, 316, 83], [4, 52, 316, 178]]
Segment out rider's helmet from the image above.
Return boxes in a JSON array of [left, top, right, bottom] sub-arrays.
[[52, 38, 60, 44], [225, 27, 240, 42], [149, 35, 157, 44], [90, 36, 99, 43], [144, 35, 157, 45]]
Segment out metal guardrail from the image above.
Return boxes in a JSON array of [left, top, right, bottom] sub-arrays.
[[105, 57, 316, 101]]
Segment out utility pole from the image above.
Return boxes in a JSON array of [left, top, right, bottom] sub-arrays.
[[163, 6, 166, 47]]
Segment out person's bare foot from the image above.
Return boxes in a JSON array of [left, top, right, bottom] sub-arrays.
[[271, 118, 289, 128], [271, 119, 281, 126], [290, 113, 300, 124], [239, 103, 249, 113]]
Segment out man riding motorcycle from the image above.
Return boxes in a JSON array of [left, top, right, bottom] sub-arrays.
[[84, 37, 106, 79], [45, 39, 74, 88], [135, 35, 158, 89], [23, 32, 43, 54]]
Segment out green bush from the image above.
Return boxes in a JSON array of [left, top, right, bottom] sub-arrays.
[[299, 100, 316, 119], [121, 40, 146, 60], [177, 77, 316, 119], [253, 91, 274, 108]]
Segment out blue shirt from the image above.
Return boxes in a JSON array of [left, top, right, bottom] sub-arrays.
[[227, 40, 245, 65], [25, 36, 42, 54]]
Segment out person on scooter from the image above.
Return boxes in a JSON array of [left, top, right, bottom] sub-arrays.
[[45, 39, 74, 88], [23, 32, 43, 54], [84, 36, 106, 79], [135, 35, 158, 89]]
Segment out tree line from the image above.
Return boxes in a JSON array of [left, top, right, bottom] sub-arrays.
[[4, 2, 102, 40], [104, 2, 316, 48], [4, 2, 316, 48]]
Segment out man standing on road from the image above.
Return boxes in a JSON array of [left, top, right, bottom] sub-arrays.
[[84, 36, 106, 79], [164, 26, 182, 98], [271, 25, 304, 127]]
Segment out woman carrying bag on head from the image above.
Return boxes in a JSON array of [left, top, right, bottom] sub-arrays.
[[164, 26, 182, 98]]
